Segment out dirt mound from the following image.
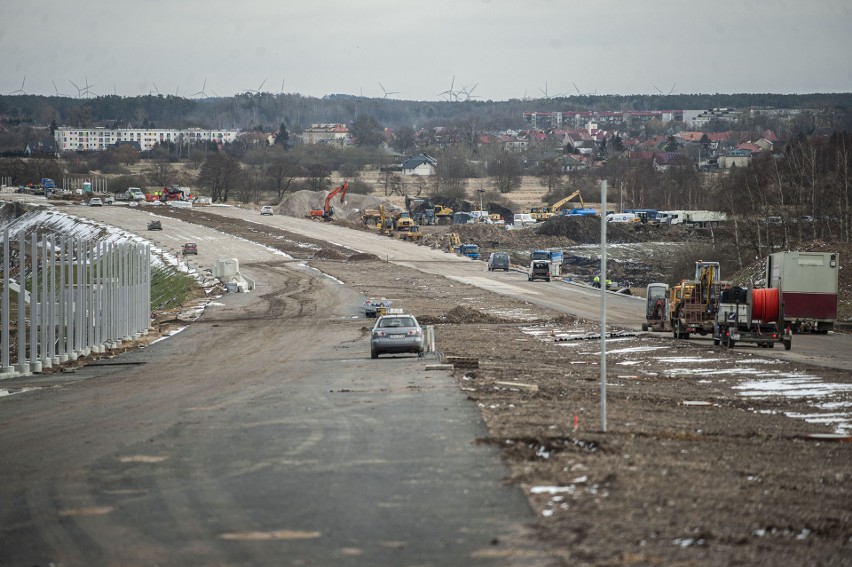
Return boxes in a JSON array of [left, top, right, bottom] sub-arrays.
[[277, 190, 398, 222], [535, 216, 692, 244], [311, 248, 347, 260], [346, 252, 381, 262], [418, 305, 510, 325]]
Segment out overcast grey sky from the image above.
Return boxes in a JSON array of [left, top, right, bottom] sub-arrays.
[[2, 0, 851, 101]]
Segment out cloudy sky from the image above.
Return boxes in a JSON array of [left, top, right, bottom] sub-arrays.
[[3, 0, 850, 101]]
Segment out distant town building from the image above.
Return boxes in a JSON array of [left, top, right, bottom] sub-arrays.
[[301, 123, 351, 146], [400, 154, 437, 176], [54, 127, 239, 152], [683, 108, 743, 128], [719, 149, 753, 169], [523, 110, 683, 129]]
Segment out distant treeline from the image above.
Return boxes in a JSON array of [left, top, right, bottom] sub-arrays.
[[1, 92, 851, 133]]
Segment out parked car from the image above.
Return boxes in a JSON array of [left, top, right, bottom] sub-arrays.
[[370, 314, 425, 358], [182, 242, 198, 255], [260, 205, 274, 216], [104, 195, 114, 205], [88, 197, 103, 207], [487, 251, 511, 271], [147, 220, 162, 230]]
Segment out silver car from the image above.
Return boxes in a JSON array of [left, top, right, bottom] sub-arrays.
[[371, 314, 425, 359]]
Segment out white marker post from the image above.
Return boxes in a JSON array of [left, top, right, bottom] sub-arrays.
[[600, 180, 607, 432]]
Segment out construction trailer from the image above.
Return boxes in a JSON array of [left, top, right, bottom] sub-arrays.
[[766, 251, 839, 333], [712, 284, 792, 350]]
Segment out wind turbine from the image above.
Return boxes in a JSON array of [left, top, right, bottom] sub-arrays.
[[378, 81, 399, 98], [192, 78, 208, 98], [245, 78, 267, 94], [9, 75, 27, 95], [151, 82, 161, 96], [69, 79, 83, 98], [279, 78, 286, 94], [82, 76, 95, 98], [51, 79, 70, 97], [573, 82, 597, 96], [652, 82, 677, 95], [438, 76, 457, 101], [458, 83, 479, 101]]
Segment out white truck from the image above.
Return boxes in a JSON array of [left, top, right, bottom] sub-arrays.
[[656, 210, 726, 227], [766, 251, 839, 333], [683, 210, 727, 227]]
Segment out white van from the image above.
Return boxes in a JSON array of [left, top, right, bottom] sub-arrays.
[[513, 213, 535, 227], [606, 212, 637, 223]]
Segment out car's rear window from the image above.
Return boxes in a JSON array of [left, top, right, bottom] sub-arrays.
[[379, 317, 415, 328]]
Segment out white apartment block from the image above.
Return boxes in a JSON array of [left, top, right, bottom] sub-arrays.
[[54, 127, 240, 152]]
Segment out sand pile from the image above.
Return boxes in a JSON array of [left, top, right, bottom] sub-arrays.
[[277, 190, 399, 221]]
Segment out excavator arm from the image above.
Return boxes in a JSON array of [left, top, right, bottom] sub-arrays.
[[551, 190, 585, 212]]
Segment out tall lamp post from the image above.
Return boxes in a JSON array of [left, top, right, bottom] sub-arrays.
[[477, 188, 485, 216]]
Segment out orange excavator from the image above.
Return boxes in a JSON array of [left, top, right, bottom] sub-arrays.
[[307, 181, 348, 221]]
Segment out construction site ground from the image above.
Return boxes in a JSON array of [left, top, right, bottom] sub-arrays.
[[147, 203, 852, 566]]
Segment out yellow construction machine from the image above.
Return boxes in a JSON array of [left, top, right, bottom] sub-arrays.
[[529, 190, 587, 221]]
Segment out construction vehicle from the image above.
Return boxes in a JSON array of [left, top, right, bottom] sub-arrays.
[[376, 205, 393, 235], [531, 250, 563, 277], [712, 284, 792, 350], [530, 190, 587, 220], [642, 282, 670, 332], [394, 214, 415, 231], [766, 251, 839, 333], [434, 205, 453, 224], [447, 233, 462, 253], [307, 181, 348, 221], [362, 209, 382, 226], [458, 244, 480, 260], [670, 261, 724, 339], [399, 225, 424, 242]]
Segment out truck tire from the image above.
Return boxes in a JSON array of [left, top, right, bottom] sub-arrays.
[[784, 340, 792, 351], [642, 323, 649, 331], [371, 348, 379, 359]]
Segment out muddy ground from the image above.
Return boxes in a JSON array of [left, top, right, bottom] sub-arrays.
[[144, 205, 852, 566]]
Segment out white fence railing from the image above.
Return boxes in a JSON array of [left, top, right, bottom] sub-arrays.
[[1, 228, 151, 377]]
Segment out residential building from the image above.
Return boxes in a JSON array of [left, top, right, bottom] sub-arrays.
[[400, 154, 437, 176], [301, 123, 351, 146], [54, 127, 239, 152]]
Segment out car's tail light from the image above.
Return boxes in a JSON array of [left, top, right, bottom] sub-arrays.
[[406, 329, 422, 337]]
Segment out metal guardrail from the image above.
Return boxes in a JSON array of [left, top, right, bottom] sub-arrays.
[[1, 228, 151, 378]]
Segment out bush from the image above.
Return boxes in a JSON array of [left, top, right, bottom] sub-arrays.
[[347, 179, 373, 195]]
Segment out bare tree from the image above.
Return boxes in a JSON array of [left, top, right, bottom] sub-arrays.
[[487, 151, 522, 194], [266, 155, 303, 201], [198, 153, 241, 202]]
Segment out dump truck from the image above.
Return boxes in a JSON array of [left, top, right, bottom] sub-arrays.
[[766, 251, 839, 333]]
